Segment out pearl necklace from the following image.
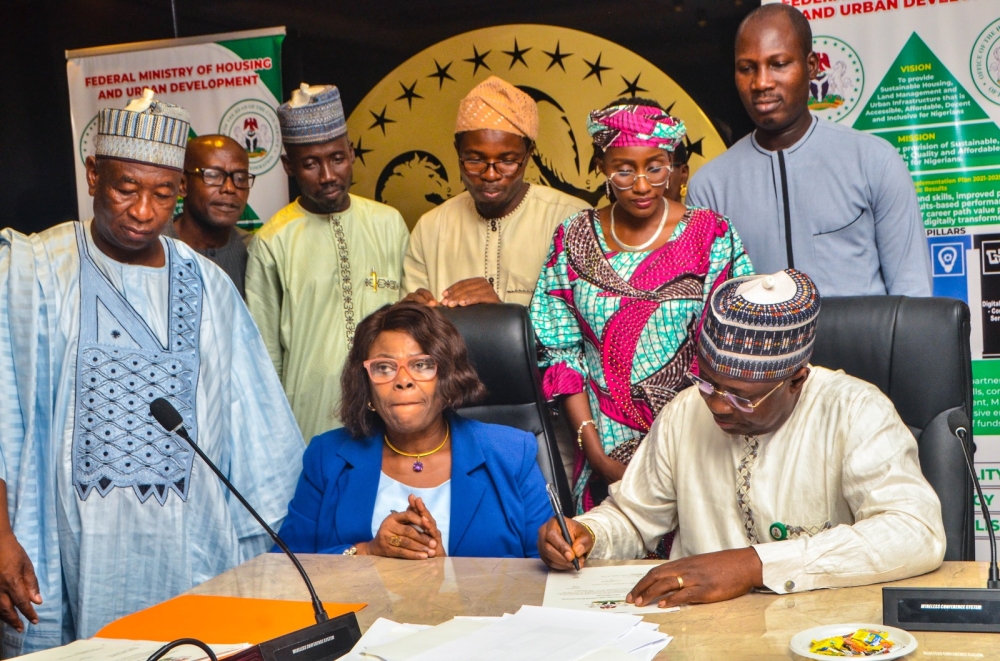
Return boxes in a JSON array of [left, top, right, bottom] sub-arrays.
[[610, 201, 668, 252]]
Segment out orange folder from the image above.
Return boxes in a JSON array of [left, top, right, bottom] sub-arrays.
[[96, 595, 366, 645]]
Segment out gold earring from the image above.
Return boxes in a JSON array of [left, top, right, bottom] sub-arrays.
[[605, 179, 612, 200], [679, 183, 688, 198], [367, 401, 376, 411]]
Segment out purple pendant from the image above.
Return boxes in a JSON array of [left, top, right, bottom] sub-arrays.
[[412, 460, 424, 472]]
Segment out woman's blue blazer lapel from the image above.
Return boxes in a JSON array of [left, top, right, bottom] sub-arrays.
[[334, 432, 383, 546], [448, 415, 488, 554]]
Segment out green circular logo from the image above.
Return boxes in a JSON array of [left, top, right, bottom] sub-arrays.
[[219, 99, 281, 175], [971, 17, 1000, 105], [810, 36, 865, 122], [79, 114, 100, 165]]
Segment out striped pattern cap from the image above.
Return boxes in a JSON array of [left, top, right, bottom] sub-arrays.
[[278, 84, 347, 145], [95, 91, 190, 171], [699, 269, 821, 382]]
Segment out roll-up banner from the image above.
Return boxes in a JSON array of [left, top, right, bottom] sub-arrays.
[[66, 27, 287, 230], [764, 0, 1000, 559]]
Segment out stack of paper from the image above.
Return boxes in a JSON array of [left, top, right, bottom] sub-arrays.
[[345, 606, 671, 661]]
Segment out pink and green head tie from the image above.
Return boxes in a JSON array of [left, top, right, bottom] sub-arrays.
[[587, 104, 687, 151]]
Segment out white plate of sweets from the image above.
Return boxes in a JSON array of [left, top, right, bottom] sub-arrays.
[[789, 622, 917, 659]]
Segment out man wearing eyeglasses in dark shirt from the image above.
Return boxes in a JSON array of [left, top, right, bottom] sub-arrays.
[[162, 134, 253, 297]]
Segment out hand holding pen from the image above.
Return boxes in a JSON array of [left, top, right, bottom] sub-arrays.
[[542, 483, 591, 572]]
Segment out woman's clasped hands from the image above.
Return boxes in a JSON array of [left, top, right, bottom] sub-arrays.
[[357, 494, 447, 559]]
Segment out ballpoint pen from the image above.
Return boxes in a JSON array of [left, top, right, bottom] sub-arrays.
[[545, 483, 580, 571]]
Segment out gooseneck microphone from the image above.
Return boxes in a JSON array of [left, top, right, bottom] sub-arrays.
[[947, 409, 1000, 589], [149, 397, 329, 624], [882, 408, 1000, 634], [150, 398, 361, 660]]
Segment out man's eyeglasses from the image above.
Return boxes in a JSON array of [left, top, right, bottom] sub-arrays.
[[459, 154, 530, 177], [185, 167, 256, 190], [686, 372, 786, 414], [608, 165, 672, 190], [363, 355, 438, 384]]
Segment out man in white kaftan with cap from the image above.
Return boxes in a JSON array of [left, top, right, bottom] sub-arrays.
[[0, 90, 304, 655], [539, 269, 945, 607]]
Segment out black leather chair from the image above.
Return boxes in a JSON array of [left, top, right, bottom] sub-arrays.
[[810, 296, 974, 561], [439, 304, 575, 515]]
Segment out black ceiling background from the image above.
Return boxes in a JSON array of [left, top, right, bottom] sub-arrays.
[[0, 0, 760, 234]]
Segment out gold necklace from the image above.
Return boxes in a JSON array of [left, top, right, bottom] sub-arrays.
[[384, 426, 450, 472]]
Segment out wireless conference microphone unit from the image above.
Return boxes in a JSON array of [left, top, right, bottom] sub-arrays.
[[882, 409, 1000, 633], [150, 398, 362, 660]]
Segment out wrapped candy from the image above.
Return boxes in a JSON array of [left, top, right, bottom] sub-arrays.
[[809, 628, 896, 656]]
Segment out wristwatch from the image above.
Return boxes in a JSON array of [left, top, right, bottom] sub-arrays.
[[343, 545, 358, 555]]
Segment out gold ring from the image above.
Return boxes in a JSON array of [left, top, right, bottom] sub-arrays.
[[389, 535, 402, 547], [676, 575, 684, 590]]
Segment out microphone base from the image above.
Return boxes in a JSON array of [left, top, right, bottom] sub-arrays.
[[883, 587, 1000, 632], [226, 612, 362, 661]]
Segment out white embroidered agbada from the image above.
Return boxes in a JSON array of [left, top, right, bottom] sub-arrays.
[[577, 366, 946, 594], [0, 220, 304, 654]]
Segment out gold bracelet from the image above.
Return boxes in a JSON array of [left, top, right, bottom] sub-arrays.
[[577, 419, 596, 449], [578, 520, 597, 558]]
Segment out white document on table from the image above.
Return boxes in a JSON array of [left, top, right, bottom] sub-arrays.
[[575, 647, 637, 661], [17, 638, 248, 661], [350, 612, 669, 661], [362, 618, 497, 661], [405, 605, 641, 661], [611, 626, 671, 653], [543, 565, 680, 614], [342, 618, 432, 661], [608, 626, 672, 661]]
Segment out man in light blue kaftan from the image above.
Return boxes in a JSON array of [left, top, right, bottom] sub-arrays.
[[0, 91, 304, 655]]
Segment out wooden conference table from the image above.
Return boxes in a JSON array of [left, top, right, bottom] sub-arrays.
[[188, 556, 1000, 660]]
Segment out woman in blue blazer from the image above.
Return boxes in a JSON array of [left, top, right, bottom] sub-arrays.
[[278, 301, 552, 559]]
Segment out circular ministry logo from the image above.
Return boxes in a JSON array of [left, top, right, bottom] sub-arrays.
[[219, 99, 281, 174], [809, 36, 864, 122], [79, 114, 100, 165], [971, 18, 1000, 105], [346, 24, 725, 229]]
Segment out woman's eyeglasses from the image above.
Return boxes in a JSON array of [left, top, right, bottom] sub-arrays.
[[686, 372, 786, 414], [363, 355, 438, 384], [608, 165, 672, 190]]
